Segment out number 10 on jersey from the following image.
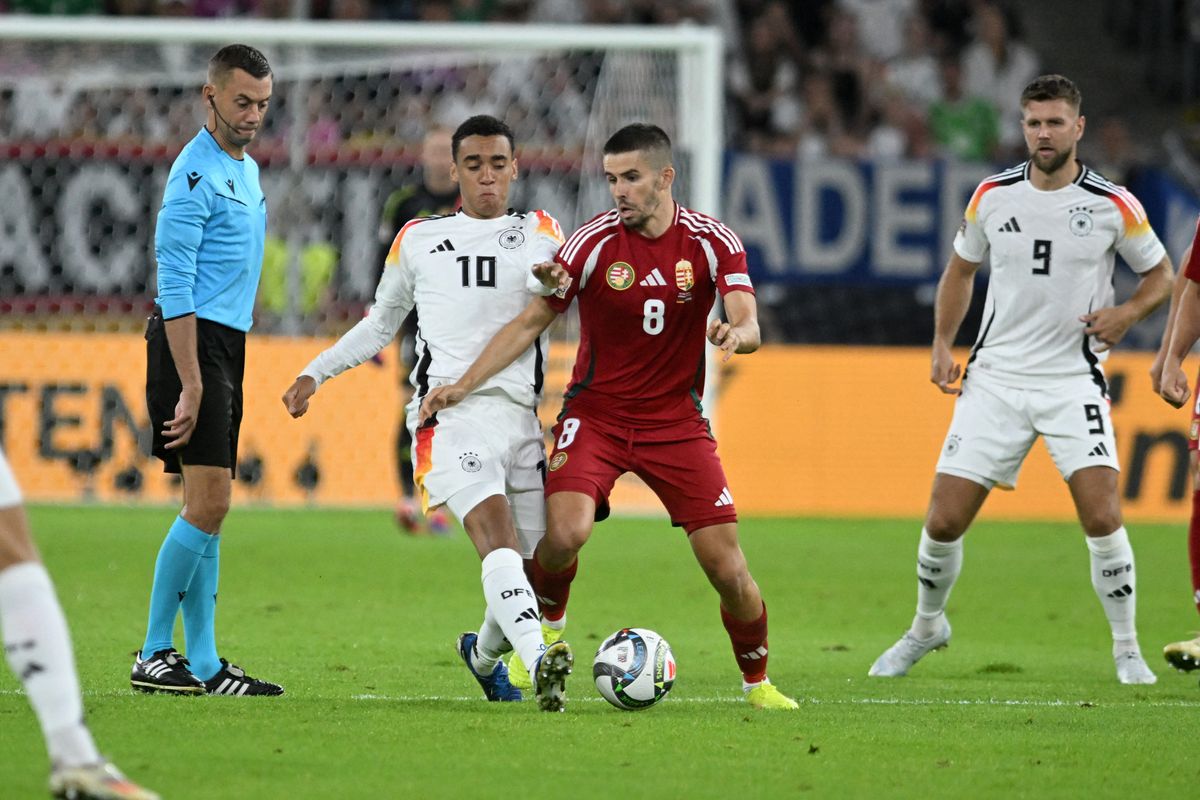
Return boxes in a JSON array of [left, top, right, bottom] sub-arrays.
[[458, 255, 496, 287]]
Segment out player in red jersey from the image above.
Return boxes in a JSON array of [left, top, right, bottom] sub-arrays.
[[1155, 236, 1200, 673], [422, 124, 797, 710]]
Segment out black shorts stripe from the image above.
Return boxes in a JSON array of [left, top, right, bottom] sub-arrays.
[[533, 335, 545, 398], [413, 328, 433, 398]]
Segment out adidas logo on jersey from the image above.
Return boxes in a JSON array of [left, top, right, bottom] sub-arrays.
[[429, 239, 455, 253], [1106, 584, 1133, 599], [1087, 442, 1110, 457], [998, 217, 1021, 233], [639, 268, 667, 287], [714, 487, 734, 507]]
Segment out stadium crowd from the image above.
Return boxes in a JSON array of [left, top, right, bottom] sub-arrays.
[[0, 0, 1158, 345], [0, 0, 1055, 167]]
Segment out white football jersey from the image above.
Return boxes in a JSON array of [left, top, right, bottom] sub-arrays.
[[954, 161, 1165, 386], [302, 209, 565, 409]]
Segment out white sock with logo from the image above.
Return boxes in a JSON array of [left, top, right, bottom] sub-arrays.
[[911, 529, 963, 640], [1086, 527, 1138, 648], [481, 548, 546, 671], [0, 562, 100, 768]]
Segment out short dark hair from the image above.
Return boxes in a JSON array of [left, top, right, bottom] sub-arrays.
[[208, 44, 272, 85], [1020, 74, 1081, 111], [603, 124, 672, 167], [451, 115, 515, 160]]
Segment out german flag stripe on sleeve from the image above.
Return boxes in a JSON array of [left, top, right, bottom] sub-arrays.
[[964, 164, 1025, 223], [1081, 172, 1151, 237], [385, 217, 433, 268], [534, 209, 565, 245]]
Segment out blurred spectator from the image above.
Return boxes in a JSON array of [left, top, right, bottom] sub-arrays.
[[305, 81, 343, 152], [728, 8, 803, 153], [867, 86, 930, 159], [529, 0, 584, 23], [7, 0, 101, 11], [928, 52, 999, 162], [582, 0, 625, 24], [377, 125, 458, 256], [257, 234, 338, 329], [1085, 117, 1145, 185], [920, 0, 973, 54], [329, 0, 370, 19], [809, 6, 871, 146], [885, 12, 943, 110], [837, 0, 917, 63], [796, 70, 862, 159], [962, 2, 1038, 155]]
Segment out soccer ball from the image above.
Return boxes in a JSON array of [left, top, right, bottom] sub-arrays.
[[592, 628, 676, 710]]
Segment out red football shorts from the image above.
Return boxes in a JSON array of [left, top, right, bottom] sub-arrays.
[[1191, 366, 1200, 451], [544, 408, 737, 533]]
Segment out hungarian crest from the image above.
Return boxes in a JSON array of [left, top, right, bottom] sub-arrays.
[[674, 259, 694, 291]]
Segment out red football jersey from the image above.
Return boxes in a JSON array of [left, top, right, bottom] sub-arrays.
[[1186, 216, 1200, 282], [548, 204, 755, 427]]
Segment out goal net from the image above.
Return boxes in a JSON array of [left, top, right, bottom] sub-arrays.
[[0, 18, 723, 509]]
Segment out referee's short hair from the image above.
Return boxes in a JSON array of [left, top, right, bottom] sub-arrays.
[[209, 44, 272, 85]]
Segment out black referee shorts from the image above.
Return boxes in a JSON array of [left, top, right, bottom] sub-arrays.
[[145, 310, 245, 476]]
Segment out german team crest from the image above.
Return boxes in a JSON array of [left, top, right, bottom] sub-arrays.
[[498, 228, 525, 249], [606, 262, 635, 290], [674, 260, 694, 291]]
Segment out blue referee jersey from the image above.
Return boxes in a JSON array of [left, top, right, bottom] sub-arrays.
[[155, 127, 267, 332]]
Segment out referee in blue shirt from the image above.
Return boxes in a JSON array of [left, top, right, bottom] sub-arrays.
[[132, 44, 282, 697]]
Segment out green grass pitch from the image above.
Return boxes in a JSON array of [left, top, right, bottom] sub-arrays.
[[2, 506, 1197, 798]]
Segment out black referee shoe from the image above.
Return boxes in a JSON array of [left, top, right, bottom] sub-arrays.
[[204, 659, 284, 696], [130, 648, 206, 695]]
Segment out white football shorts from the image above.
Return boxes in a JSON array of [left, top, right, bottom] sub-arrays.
[[408, 392, 546, 557], [0, 445, 23, 508], [935, 371, 1119, 490]]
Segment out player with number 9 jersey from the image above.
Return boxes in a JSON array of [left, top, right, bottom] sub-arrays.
[[869, 75, 1172, 687]]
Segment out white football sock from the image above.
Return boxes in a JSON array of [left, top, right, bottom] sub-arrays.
[[472, 607, 511, 672], [0, 562, 100, 768], [911, 528, 963, 640], [481, 548, 546, 671], [1086, 527, 1138, 645]]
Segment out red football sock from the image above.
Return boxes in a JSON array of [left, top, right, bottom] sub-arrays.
[[529, 555, 577, 623], [721, 602, 768, 684], [1190, 490, 1200, 616]]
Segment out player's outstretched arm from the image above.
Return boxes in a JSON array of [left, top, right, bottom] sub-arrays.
[[931, 253, 979, 395], [419, 297, 558, 424], [1082, 255, 1173, 353], [707, 291, 760, 363], [1152, 245, 1191, 394]]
